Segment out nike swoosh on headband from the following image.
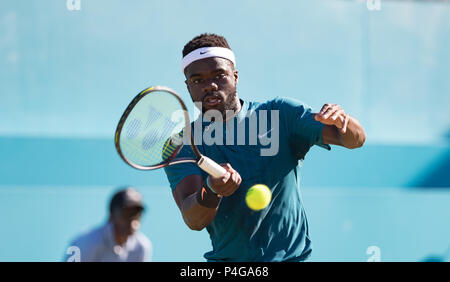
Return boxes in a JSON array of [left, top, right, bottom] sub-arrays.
[[182, 47, 236, 72]]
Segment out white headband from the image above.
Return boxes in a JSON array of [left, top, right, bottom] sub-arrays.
[[182, 47, 236, 73]]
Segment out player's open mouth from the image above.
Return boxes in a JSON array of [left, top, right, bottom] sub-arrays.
[[203, 96, 221, 107]]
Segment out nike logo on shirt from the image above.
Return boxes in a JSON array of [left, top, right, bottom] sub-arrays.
[[258, 128, 273, 139]]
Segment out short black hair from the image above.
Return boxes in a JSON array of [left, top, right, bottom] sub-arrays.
[[109, 187, 144, 215], [182, 33, 231, 58]]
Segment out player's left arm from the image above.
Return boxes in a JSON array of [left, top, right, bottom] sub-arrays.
[[314, 103, 366, 149]]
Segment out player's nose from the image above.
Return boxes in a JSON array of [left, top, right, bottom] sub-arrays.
[[202, 79, 218, 93]]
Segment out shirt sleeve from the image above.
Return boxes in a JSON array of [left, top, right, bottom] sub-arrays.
[[163, 144, 203, 192], [143, 238, 153, 262], [63, 235, 99, 262], [276, 97, 331, 160], [135, 233, 153, 262]]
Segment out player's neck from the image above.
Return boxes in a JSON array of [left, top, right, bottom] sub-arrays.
[[223, 98, 242, 121], [113, 230, 128, 246], [110, 222, 128, 246]]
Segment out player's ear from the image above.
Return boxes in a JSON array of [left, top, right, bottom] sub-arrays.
[[233, 69, 238, 86]]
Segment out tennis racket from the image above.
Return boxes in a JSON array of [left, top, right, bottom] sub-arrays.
[[114, 86, 227, 178]]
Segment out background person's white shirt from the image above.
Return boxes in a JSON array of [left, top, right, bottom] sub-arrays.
[[64, 222, 152, 262]]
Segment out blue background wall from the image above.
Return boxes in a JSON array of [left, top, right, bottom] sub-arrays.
[[0, 0, 449, 261]]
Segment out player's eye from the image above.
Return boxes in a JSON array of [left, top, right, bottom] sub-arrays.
[[192, 78, 203, 84], [216, 73, 227, 80]]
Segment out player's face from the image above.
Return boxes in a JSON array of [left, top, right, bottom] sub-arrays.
[[112, 207, 143, 237], [185, 57, 239, 116]]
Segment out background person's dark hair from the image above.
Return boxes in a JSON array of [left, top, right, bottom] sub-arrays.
[[182, 33, 232, 57], [109, 187, 144, 215]]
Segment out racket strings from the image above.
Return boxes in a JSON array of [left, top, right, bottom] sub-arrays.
[[144, 107, 162, 129], [119, 91, 186, 167]]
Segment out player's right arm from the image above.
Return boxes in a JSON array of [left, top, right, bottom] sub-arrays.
[[172, 164, 242, 231]]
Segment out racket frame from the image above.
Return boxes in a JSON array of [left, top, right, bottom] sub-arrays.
[[114, 86, 224, 177]]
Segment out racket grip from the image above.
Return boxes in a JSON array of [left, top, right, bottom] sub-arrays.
[[197, 156, 227, 178]]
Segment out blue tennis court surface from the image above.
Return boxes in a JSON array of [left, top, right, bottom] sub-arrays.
[[0, 139, 448, 261]]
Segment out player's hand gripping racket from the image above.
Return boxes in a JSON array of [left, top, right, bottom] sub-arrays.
[[115, 86, 227, 178]]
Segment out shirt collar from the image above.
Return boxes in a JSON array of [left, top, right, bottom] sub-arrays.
[[103, 221, 135, 251], [196, 99, 248, 125], [235, 99, 248, 123]]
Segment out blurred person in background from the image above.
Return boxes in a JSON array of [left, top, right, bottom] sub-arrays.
[[64, 187, 152, 262]]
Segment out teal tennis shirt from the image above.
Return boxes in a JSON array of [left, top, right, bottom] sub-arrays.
[[164, 97, 331, 262]]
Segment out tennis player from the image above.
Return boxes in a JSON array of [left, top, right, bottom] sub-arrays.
[[164, 33, 366, 262]]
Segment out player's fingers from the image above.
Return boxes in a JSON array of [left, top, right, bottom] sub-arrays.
[[319, 104, 332, 115], [321, 104, 338, 119], [331, 109, 345, 122], [222, 172, 241, 196], [234, 172, 241, 186], [314, 113, 324, 121], [341, 114, 350, 134], [337, 113, 345, 124], [236, 173, 242, 185], [322, 106, 338, 120], [227, 171, 239, 186], [213, 171, 230, 185], [228, 167, 241, 182], [221, 163, 233, 171]]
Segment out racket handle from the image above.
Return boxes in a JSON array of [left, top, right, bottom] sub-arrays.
[[197, 156, 227, 178]]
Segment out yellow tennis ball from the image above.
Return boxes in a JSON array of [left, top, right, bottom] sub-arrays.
[[245, 184, 272, 211]]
